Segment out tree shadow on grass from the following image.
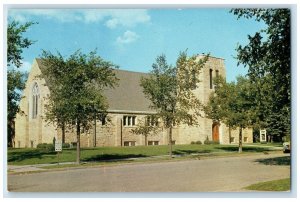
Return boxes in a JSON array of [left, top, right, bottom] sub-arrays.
[[8, 150, 56, 162], [216, 146, 272, 153], [255, 156, 291, 166], [173, 149, 212, 155], [83, 154, 147, 162]]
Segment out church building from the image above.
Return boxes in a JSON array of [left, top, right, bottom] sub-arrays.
[[14, 55, 253, 148]]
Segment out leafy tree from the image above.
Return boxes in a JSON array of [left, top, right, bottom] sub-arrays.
[[40, 50, 118, 164], [7, 71, 27, 147], [131, 115, 160, 146], [231, 9, 291, 142], [7, 21, 36, 147], [204, 76, 253, 153], [7, 21, 36, 68], [140, 52, 208, 157]]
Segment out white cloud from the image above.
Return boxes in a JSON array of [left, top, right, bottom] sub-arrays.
[[116, 30, 139, 45], [103, 9, 151, 29], [106, 18, 119, 29], [8, 9, 151, 28], [8, 9, 81, 23], [19, 61, 32, 73]]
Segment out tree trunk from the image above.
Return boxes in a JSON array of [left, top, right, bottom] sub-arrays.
[[8, 120, 15, 147], [76, 120, 81, 164], [145, 135, 148, 146], [62, 122, 65, 144], [94, 111, 96, 147], [229, 126, 232, 144], [169, 126, 173, 158], [238, 126, 243, 153]]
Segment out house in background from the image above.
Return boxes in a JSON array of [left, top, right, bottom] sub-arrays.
[[14, 55, 253, 148]]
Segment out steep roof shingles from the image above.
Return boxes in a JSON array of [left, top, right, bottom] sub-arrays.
[[36, 58, 154, 113]]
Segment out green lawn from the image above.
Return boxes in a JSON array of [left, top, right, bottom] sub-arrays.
[[8, 144, 279, 165], [245, 178, 290, 191]]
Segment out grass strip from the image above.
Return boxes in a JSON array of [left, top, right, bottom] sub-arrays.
[[244, 178, 290, 191], [8, 144, 281, 166]]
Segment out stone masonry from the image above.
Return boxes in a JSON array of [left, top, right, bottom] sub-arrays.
[[14, 55, 253, 148]]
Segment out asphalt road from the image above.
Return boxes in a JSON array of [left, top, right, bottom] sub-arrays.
[[7, 153, 290, 192]]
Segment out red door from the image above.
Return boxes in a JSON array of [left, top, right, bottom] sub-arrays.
[[212, 122, 219, 142]]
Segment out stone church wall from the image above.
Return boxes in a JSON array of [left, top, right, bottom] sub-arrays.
[[14, 56, 253, 148]]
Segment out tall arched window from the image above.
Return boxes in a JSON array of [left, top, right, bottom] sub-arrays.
[[32, 83, 39, 119], [209, 69, 213, 89]]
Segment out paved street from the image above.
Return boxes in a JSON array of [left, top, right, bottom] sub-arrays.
[[7, 153, 290, 192]]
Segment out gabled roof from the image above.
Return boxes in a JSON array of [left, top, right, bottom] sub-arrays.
[[36, 59, 154, 114], [103, 69, 154, 113]]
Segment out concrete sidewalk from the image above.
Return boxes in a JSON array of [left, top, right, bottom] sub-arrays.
[[8, 162, 76, 173]]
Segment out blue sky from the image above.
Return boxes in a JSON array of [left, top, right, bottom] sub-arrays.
[[7, 8, 266, 82]]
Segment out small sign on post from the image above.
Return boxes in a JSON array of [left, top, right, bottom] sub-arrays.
[[260, 129, 267, 143], [55, 141, 62, 165], [55, 141, 62, 152]]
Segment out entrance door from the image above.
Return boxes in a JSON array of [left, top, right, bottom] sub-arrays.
[[212, 122, 219, 142]]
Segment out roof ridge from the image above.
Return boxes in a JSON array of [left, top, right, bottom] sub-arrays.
[[35, 58, 150, 75]]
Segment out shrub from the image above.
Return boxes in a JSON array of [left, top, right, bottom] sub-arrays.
[[191, 141, 202, 145], [204, 136, 210, 144], [204, 136, 219, 145], [62, 143, 70, 148], [206, 140, 220, 145], [37, 143, 54, 152]]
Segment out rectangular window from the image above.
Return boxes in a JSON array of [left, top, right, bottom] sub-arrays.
[[30, 141, 34, 148], [128, 116, 131, 126], [151, 118, 155, 126], [243, 137, 248, 143], [148, 141, 159, 146], [124, 141, 136, 146], [123, 116, 127, 126], [230, 137, 235, 143], [101, 116, 106, 125], [209, 69, 213, 89], [123, 116, 136, 126], [146, 116, 158, 126], [146, 117, 151, 126]]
